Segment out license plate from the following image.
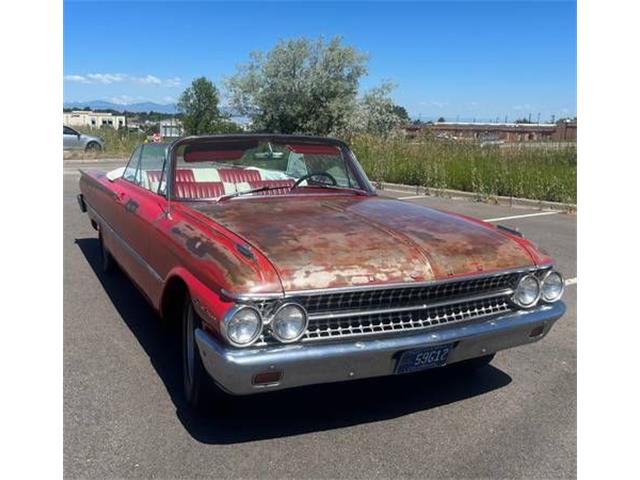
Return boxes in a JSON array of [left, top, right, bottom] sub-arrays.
[[395, 343, 453, 374]]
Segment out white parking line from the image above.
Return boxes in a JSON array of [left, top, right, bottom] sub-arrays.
[[398, 194, 428, 200], [483, 211, 560, 222], [565, 277, 577, 286]]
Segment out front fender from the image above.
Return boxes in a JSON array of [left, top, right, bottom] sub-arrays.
[[161, 267, 235, 336]]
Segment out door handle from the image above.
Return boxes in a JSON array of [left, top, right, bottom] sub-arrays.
[[124, 198, 139, 213]]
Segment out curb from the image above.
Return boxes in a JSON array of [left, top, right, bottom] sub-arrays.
[[376, 181, 576, 212]]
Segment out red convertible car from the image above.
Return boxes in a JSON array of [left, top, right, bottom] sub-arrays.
[[78, 134, 565, 409]]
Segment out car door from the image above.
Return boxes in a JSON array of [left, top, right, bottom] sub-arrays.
[[113, 144, 169, 302], [63, 126, 81, 150]]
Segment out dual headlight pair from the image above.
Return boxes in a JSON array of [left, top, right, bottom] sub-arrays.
[[512, 270, 564, 308], [222, 303, 308, 347]]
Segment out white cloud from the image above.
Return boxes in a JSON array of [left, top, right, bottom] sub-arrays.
[[135, 75, 162, 85], [164, 77, 182, 88], [85, 73, 126, 84], [64, 73, 181, 87], [419, 100, 448, 109], [109, 95, 142, 105], [64, 74, 89, 83]]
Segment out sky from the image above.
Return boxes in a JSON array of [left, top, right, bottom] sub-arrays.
[[64, 0, 576, 121]]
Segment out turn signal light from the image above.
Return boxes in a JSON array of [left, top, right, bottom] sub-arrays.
[[529, 325, 545, 338], [252, 371, 282, 385]]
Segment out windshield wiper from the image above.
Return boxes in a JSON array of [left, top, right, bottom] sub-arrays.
[[295, 184, 369, 196], [216, 186, 275, 202]]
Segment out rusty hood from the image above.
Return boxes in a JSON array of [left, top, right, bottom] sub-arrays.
[[189, 195, 535, 292]]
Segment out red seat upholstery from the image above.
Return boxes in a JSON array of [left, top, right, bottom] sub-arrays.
[[146, 169, 194, 184], [174, 181, 225, 199], [175, 169, 196, 183], [146, 170, 162, 184], [218, 168, 262, 183], [248, 179, 294, 195]]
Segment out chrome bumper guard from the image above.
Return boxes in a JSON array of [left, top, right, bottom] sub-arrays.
[[195, 301, 565, 395]]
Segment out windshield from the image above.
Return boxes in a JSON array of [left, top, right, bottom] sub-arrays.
[[170, 138, 372, 201]]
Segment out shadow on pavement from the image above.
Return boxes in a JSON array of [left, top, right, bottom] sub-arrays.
[[76, 236, 512, 445]]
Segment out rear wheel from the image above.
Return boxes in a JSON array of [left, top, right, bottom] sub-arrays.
[[99, 230, 114, 273], [182, 294, 224, 412], [85, 141, 102, 152]]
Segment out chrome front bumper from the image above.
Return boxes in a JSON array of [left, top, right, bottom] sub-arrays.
[[195, 301, 565, 395]]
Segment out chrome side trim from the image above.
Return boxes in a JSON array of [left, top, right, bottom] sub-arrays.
[[220, 289, 285, 301], [86, 202, 163, 282], [222, 265, 548, 302], [307, 288, 514, 320]]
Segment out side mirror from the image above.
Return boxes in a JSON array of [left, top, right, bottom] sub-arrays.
[[106, 167, 125, 182]]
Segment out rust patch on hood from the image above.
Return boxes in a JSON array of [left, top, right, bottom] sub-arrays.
[[190, 195, 534, 292], [169, 220, 282, 295]]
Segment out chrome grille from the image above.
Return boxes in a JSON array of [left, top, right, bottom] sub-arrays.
[[303, 295, 511, 342], [252, 271, 524, 346], [294, 272, 519, 314]]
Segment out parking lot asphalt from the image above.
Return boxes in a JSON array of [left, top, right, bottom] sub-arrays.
[[64, 160, 576, 479]]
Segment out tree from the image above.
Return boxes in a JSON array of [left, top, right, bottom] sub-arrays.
[[345, 81, 405, 137], [392, 105, 411, 123], [177, 77, 222, 135], [437, 116, 446, 123], [226, 36, 368, 135]]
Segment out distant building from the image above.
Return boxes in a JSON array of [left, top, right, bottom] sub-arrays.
[[403, 120, 577, 143], [159, 118, 183, 138], [63, 110, 126, 130]]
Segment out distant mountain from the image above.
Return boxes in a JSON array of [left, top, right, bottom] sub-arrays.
[[64, 100, 177, 114]]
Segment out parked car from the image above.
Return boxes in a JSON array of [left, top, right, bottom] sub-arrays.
[[77, 135, 565, 410], [64, 125, 104, 151]]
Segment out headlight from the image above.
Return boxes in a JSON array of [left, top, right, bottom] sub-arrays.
[[541, 270, 564, 303], [223, 306, 262, 347], [512, 274, 541, 308], [270, 303, 308, 343]]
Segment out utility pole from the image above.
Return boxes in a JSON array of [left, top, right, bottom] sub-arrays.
[[551, 114, 555, 124], [537, 112, 541, 124], [528, 113, 532, 123]]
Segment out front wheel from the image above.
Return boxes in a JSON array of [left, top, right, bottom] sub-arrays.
[[182, 295, 223, 412]]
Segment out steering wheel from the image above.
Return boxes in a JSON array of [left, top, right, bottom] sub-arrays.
[[291, 172, 338, 190]]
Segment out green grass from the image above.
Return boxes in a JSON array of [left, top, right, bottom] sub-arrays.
[[350, 134, 577, 204]]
